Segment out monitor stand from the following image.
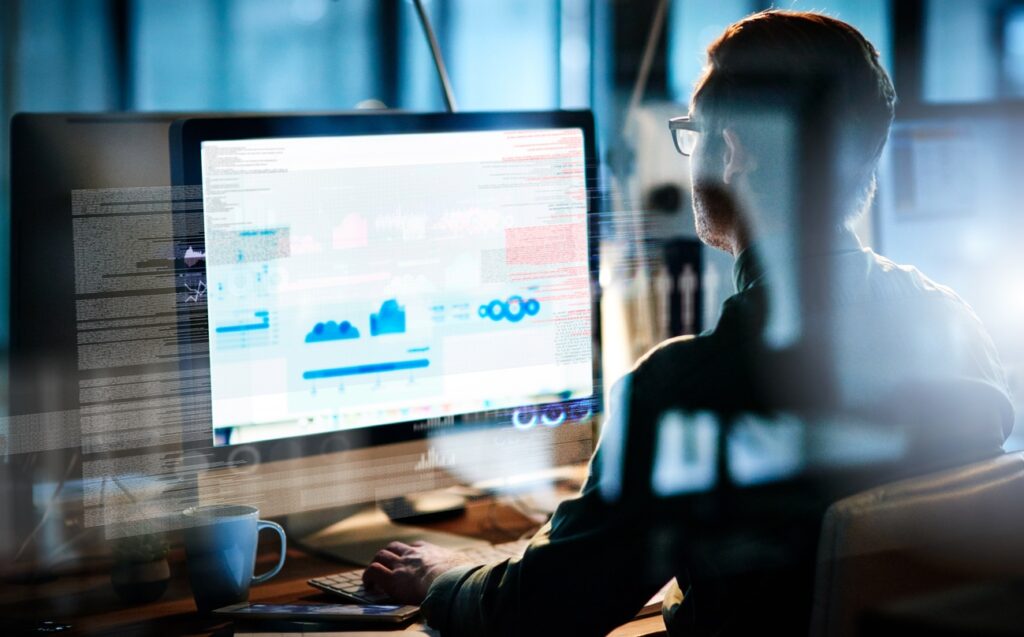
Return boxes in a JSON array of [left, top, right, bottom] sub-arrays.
[[385, 489, 482, 521], [284, 464, 588, 566], [285, 495, 489, 567]]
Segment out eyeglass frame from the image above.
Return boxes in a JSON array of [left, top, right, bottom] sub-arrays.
[[668, 116, 700, 156]]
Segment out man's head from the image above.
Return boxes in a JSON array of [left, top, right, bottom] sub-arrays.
[[686, 10, 896, 254]]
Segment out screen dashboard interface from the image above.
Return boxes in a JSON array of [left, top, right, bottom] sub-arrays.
[[199, 127, 594, 446]]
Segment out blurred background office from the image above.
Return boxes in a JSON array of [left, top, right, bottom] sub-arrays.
[[0, 0, 1021, 442]]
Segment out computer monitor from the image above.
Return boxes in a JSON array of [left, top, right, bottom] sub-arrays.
[[876, 106, 1024, 349], [6, 112, 227, 568], [171, 112, 602, 551], [875, 104, 1024, 447]]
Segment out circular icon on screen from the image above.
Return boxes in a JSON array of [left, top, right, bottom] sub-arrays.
[[568, 399, 593, 422], [541, 404, 566, 427], [487, 300, 504, 320], [480, 297, 541, 322], [505, 296, 526, 322], [512, 407, 537, 429]]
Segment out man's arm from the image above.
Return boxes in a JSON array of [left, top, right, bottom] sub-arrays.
[[362, 448, 666, 636], [362, 331, 740, 636], [362, 380, 667, 636]]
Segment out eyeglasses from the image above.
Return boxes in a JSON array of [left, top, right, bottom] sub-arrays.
[[668, 116, 700, 156]]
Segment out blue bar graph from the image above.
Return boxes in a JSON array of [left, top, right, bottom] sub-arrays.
[[370, 299, 406, 336], [302, 358, 429, 380], [216, 311, 270, 334]]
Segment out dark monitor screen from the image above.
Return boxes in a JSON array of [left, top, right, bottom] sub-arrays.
[[9, 113, 189, 418], [7, 112, 225, 553]]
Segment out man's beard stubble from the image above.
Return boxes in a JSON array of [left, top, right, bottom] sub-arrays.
[[692, 179, 741, 254]]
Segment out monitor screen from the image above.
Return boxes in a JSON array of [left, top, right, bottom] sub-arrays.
[[197, 124, 596, 447], [877, 111, 1024, 358], [875, 108, 1024, 449]]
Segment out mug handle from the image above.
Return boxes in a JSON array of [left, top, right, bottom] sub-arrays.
[[252, 520, 287, 585]]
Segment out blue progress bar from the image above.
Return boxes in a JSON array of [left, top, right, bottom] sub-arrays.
[[216, 312, 270, 334], [302, 358, 429, 380]]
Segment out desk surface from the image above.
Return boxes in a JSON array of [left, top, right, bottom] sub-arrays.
[[0, 497, 667, 636]]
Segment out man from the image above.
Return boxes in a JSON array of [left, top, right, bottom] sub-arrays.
[[362, 10, 1013, 635]]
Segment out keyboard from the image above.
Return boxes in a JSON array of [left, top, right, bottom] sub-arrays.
[[308, 539, 531, 604]]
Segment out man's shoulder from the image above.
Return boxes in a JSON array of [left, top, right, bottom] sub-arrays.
[[628, 294, 759, 404], [859, 248, 975, 309], [858, 248, 996, 344], [634, 283, 763, 372], [633, 334, 705, 376]]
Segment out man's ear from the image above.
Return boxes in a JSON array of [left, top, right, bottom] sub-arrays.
[[722, 127, 754, 185]]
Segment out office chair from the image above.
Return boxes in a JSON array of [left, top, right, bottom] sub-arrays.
[[810, 447, 1024, 637]]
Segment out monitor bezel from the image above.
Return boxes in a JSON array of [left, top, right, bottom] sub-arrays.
[[170, 110, 603, 465]]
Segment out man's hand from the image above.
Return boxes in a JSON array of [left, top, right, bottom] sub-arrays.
[[362, 541, 474, 605]]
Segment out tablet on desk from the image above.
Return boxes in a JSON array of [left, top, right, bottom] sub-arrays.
[[214, 602, 420, 624]]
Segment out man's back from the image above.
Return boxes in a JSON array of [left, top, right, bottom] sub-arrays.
[[648, 236, 1013, 633], [632, 233, 1010, 443], [828, 241, 1008, 419], [420, 235, 1013, 636]]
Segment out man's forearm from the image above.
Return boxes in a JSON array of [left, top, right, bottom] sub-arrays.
[[422, 563, 491, 635]]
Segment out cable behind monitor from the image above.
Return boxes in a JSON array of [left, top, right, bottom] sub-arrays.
[[412, 0, 458, 113]]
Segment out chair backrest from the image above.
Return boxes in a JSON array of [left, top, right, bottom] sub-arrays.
[[810, 450, 1024, 637]]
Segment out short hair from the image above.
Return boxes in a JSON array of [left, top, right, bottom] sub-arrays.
[[691, 10, 897, 221]]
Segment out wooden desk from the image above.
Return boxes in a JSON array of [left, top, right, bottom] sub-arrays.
[[0, 498, 667, 636]]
